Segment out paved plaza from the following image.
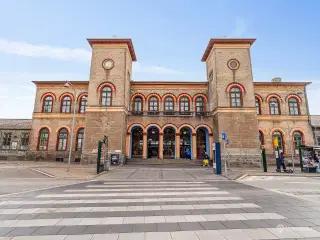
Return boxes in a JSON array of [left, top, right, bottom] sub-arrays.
[[0, 166, 320, 239]]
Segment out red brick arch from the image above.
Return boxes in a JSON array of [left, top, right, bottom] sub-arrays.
[[146, 93, 162, 103], [226, 82, 246, 93], [266, 93, 282, 103], [131, 93, 146, 102], [97, 82, 116, 92], [77, 92, 88, 101], [162, 93, 177, 102], [255, 93, 263, 103], [59, 92, 75, 102], [286, 94, 302, 104], [193, 93, 208, 103], [41, 92, 56, 102], [177, 93, 193, 102]]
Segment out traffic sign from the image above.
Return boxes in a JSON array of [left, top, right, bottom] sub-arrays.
[[222, 132, 227, 140], [226, 139, 230, 145]]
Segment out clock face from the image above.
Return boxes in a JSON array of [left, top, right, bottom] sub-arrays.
[[103, 59, 114, 70]]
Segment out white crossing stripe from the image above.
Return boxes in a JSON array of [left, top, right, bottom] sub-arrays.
[[0, 212, 286, 227], [103, 181, 205, 184], [36, 191, 230, 198], [0, 196, 243, 206], [0, 203, 260, 215], [65, 187, 219, 192], [87, 184, 211, 188], [7, 227, 320, 240]]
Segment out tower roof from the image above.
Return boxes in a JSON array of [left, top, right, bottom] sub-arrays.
[[201, 38, 256, 62], [87, 38, 137, 61]]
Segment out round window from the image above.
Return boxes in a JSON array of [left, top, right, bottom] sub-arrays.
[[228, 59, 240, 70]]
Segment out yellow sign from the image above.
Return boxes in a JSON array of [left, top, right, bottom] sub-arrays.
[[273, 138, 278, 147]]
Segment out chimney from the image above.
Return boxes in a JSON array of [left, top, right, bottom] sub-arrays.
[[271, 77, 282, 82]]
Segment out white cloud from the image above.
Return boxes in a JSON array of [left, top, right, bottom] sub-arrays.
[[133, 62, 184, 74], [0, 39, 91, 62], [231, 18, 247, 37]]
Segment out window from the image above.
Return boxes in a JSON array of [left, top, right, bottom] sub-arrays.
[[57, 128, 68, 151], [164, 97, 174, 111], [230, 87, 242, 107], [317, 136, 320, 146], [195, 97, 205, 113], [259, 131, 264, 146], [134, 97, 143, 112], [20, 133, 29, 150], [76, 128, 84, 151], [79, 96, 87, 113], [180, 97, 189, 112], [38, 128, 49, 151], [149, 97, 158, 111], [1, 133, 12, 150], [293, 131, 303, 154], [43, 96, 53, 113], [269, 97, 280, 115], [61, 96, 71, 113], [101, 87, 112, 106], [289, 98, 299, 115], [255, 98, 261, 115], [273, 131, 283, 151]]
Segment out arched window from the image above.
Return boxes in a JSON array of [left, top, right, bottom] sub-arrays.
[[269, 97, 280, 115], [255, 98, 261, 115], [273, 131, 283, 151], [293, 131, 303, 154], [133, 97, 143, 112], [76, 128, 84, 151], [259, 130, 264, 146], [79, 96, 87, 113], [43, 96, 53, 113], [230, 87, 242, 107], [195, 97, 205, 113], [38, 128, 49, 151], [149, 97, 158, 111], [57, 128, 68, 151], [61, 96, 71, 113], [164, 97, 174, 112], [101, 87, 112, 106], [180, 97, 189, 112], [289, 98, 299, 115]]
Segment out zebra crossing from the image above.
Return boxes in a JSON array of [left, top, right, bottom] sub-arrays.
[[0, 180, 320, 239]]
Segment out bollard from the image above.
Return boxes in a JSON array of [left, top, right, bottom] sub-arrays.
[[215, 142, 222, 175]]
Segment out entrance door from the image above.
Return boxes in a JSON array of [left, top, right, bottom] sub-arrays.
[[196, 128, 207, 159], [147, 127, 159, 158], [180, 127, 191, 159], [163, 127, 175, 158], [131, 127, 143, 158]]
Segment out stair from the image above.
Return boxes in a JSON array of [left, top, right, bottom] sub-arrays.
[[126, 158, 203, 166]]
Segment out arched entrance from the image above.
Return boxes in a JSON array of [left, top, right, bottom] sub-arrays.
[[180, 127, 192, 159], [147, 127, 159, 158], [163, 127, 175, 159], [131, 127, 143, 158], [196, 128, 208, 159]]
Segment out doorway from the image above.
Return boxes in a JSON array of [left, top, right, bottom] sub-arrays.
[[163, 127, 175, 158], [147, 127, 159, 158], [180, 127, 192, 159]]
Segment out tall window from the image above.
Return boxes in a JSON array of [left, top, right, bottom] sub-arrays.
[[79, 96, 87, 113], [180, 97, 189, 112], [149, 97, 158, 111], [293, 131, 303, 154], [255, 98, 261, 115], [57, 128, 68, 151], [269, 97, 280, 115], [289, 98, 299, 115], [38, 128, 49, 151], [273, 131, 283, 151], [1, 133, 12, 150], [164, 97, 174, 111], [230, 87, 241, 107], [76, 128, 84, 151], [61, 96, 71, 113], [43, 96, 53, 113], [20, 133, 29, 150], [195, 97, 205, 113], [134, 97, 143, 112], [101, 87, 112, 106]]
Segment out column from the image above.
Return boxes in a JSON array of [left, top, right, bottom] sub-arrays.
[[192, 133, 197, 160], [142, 132, 147, 159], [209, 133, 213, 159], [159, 133, 163, 159], [126, 133, 130, 158], [176, 133, 180, 159]]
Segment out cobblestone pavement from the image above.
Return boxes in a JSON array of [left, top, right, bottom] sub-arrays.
[[1, 168, 320, 239]]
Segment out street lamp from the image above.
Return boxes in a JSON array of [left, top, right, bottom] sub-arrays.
[[64, 81, 77, 172]]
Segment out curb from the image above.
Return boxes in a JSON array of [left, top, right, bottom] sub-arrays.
[[30, 168, 56, 178]]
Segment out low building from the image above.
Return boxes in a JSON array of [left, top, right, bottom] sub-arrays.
[[0, 38, 315, 166]]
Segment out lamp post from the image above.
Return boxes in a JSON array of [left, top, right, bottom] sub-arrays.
[[64, 81, 77, 172]]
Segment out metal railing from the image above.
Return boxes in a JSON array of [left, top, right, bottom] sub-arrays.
[[130, 111, 210, 117]]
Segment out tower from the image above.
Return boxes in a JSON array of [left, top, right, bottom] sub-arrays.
[[202, 38, 261, 166], [81, 39, 136, 163]]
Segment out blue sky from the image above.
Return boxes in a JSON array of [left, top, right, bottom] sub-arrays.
[[0, 0, 319, 118]]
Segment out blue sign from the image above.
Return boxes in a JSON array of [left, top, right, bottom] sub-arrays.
[[222, 132, 227, 140], [226, 139, 230, 145]]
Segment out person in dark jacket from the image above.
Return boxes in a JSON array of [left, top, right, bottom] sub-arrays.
[[280, 152, 286, 171]]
